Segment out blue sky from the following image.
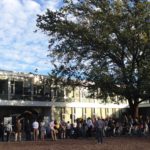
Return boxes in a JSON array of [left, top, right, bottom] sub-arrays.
[[0, 0, 63, 75]]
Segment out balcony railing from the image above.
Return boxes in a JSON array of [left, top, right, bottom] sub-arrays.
[[0, 94, 132, 104], [0, 94, 51, 101], [53, 97, 129, 104], [53, 97, 103, 103]]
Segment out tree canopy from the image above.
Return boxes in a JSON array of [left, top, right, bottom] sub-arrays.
[[36, 0, 150, 117]]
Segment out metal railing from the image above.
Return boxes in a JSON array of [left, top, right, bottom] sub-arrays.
[[0, 94, 51, 101], [0, 94, 140, 105]]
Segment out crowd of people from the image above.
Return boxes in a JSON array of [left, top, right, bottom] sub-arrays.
[[0, 114, 150, 143]]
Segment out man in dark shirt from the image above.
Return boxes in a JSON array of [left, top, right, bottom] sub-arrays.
[[0, 121, 4, 141], [24, 120, 32, 141], [95, 117, 105, 144]]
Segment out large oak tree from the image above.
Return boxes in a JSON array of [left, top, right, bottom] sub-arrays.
[[36, 0, 150, 117]]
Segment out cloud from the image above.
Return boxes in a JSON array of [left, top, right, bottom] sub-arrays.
[[36, 0, 63, 11], [0, 0, 62, 75]]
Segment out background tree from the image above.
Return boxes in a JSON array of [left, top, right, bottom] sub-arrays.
[[36, 0, 150, 117]]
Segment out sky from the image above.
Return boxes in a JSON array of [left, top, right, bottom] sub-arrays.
[[0, 0, 63, 75]]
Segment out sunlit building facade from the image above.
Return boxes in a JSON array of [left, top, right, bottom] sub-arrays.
[[0, 70, 149, 123]]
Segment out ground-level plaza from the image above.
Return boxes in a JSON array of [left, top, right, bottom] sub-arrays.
[[0, 137, 150, 150]]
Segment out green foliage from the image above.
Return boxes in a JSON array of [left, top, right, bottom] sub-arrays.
[[36, 0, 150, 116]]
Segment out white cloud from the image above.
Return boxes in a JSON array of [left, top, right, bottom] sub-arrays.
[[0, 0, 62, 75], [44, 0, 62, 11]]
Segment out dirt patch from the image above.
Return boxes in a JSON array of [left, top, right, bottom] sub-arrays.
[[0, 137, 149, 150]]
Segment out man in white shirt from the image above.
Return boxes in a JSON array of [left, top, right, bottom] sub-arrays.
[[5, 121, 12, 142], [86, 118, 94, 137], [32, 120, 39, 141]]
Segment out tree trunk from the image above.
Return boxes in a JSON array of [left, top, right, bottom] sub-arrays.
[[130, 104, 139, 118]]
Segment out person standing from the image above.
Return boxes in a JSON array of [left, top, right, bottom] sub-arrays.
[[60, 120, 66, 139], [86, 117, 94, 137], [40, 120, 46, 141], [0, 121, 4, 141], [5, 121, 12, 142], [32, 119, 39, 141], [95, 117, 105, 144], [49, 120, 58, 141], [66, 121, 71, 139], [24, 120, 32, 141], [14, 118, 22, 141]]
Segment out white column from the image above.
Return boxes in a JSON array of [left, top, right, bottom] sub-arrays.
[[7, 78, 11, 100], [50, 105, 55, 121]]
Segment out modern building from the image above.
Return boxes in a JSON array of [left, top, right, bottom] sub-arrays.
[[0, 70, 149, 124]]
